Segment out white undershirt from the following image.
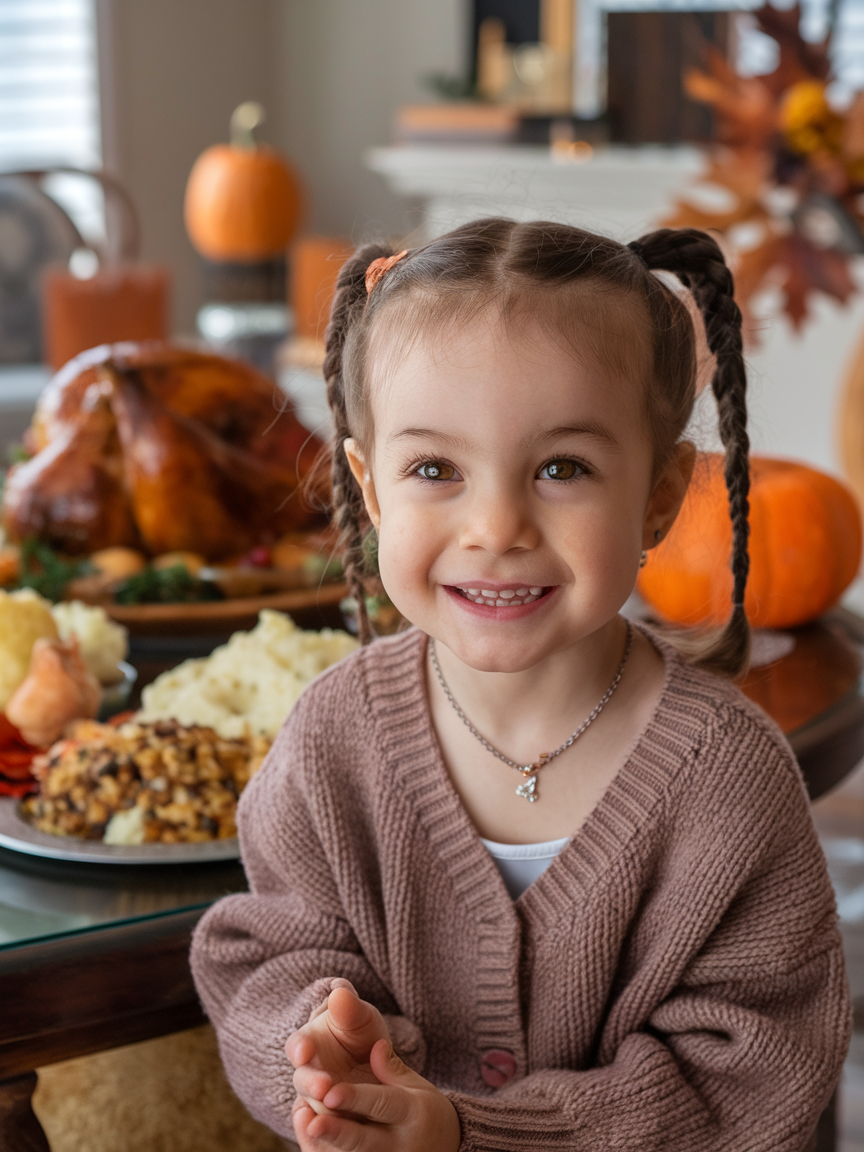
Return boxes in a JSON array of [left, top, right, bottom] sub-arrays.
[[480, 835, 571, 900]]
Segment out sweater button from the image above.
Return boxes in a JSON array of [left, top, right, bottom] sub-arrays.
[[480, 1049, 517, 1088]]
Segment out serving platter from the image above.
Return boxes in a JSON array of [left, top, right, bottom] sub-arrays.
[[102, 581, 348, 636], [0, 797, 240, 864]]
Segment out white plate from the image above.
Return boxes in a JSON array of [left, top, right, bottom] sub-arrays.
[[0, 797, 239, 865]]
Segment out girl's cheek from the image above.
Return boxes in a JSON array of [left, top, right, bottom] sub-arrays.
[[376, 505, 445, 610]]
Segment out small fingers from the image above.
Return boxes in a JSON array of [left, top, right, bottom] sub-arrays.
[[286, 1029, 317, 1067], [304, 1109, 386, 1151], [291, 1102, 319, 1150], [293, 1102, 337, 1151], [292, 1063, 333, 1104], [323, 1081, 410, 1126]]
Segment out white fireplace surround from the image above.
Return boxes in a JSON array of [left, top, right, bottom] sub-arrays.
[[366, 145, 705, 243]]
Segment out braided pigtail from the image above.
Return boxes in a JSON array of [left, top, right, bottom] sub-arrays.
[[629, 228, 751, 677], [323, 242, 393, 644]]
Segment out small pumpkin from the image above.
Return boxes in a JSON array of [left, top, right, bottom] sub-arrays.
[[184, 102, 303, 262], [638, 453, 862, 630]]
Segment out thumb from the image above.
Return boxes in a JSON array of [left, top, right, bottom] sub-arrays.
[[326, 987, 386, 1061], [369, 1038, 424, 1088], [327, 985, 370, 1032]]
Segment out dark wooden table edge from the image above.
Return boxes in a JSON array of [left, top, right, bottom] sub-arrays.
[[0, 906, 207, 1078], [789, 609, 864, 801]]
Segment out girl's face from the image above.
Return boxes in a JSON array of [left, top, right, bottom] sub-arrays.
[[346, 309, 693, 673]]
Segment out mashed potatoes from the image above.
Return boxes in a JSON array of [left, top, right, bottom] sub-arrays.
[[51, 601, 129, 685], [0, 589, 59, 710], [138, 610, 358, 738]]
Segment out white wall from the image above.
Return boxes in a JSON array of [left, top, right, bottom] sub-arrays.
[[683, 281, 864, 478], [96, 0, 465, 331], [268, 0, 465, 244], [743, 288, 864, 478], [98, 0, 275, 334]]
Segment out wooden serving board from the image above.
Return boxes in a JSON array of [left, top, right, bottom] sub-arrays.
[[103, 582, 348, 636]]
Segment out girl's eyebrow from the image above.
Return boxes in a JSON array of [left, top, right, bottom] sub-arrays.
[[388, 428, 472, 450], [536, 423, 621, 449], [388, 424, 620, 451]]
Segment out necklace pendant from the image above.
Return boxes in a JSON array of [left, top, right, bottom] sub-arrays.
[[515, 773, 538, 803]]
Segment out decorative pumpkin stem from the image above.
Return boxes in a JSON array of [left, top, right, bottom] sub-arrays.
[[230, 102, 265, 150]]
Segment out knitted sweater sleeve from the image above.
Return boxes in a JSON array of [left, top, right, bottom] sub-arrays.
[[447, 704, 850, 1152], [189, 691, 426, 1139]]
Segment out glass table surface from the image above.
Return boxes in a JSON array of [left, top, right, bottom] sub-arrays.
[[1, 611, 862, 954], [0, 846, 247, 951]]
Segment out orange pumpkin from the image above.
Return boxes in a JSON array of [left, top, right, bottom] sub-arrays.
[[184, 102, 303, 262], [638, 453, 862, 629]]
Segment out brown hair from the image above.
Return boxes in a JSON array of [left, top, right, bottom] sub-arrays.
[[322, 218, 750, 675]]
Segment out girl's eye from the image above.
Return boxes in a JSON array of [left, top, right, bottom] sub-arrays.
[[538, 459, 583, 481], [416, 461, 458, 481]]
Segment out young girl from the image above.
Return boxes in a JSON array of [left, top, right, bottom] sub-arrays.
[[191, 220, 850, 1151]]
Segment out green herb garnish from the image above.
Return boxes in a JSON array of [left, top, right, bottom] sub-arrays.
[[113, 564, 223, 605], [17, 539, 93, 603]]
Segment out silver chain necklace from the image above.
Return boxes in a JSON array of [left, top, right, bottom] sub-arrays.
[[429, 622, 633, 803]]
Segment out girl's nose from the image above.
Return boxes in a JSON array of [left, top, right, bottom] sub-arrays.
[[458, 486, 540, 556]]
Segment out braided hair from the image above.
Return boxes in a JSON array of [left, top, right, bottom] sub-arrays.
[[322, 219, 750, 674], [322, 242, 391, 644], [629, 229, 750, 674]]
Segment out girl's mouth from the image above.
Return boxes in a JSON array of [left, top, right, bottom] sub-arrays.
[[448, 585, 554, 608]]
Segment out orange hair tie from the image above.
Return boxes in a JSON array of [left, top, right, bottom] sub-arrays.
[[365, 250, 408, 295]]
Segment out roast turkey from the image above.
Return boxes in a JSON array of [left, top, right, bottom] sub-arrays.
[[2, 342, 323, 559]]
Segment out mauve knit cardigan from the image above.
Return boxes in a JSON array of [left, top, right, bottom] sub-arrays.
[[191, 627, 851, 1151]]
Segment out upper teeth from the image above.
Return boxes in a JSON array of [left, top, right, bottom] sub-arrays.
[[457, 586, 545, 606]]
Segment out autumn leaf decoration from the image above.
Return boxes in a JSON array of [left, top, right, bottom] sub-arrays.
[[666, 3, 864, 339]]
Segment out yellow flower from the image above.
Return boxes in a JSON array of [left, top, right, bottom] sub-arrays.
[[781, 80, 845, 155]]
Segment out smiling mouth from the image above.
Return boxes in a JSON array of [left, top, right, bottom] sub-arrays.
[[451, 585, 553, 607]]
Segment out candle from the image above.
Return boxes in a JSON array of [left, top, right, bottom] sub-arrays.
[[41, 264, 171, 370], [290, 237, 352, 341]]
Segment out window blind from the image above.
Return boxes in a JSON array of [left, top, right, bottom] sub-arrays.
[[0, 0, 101, 239]]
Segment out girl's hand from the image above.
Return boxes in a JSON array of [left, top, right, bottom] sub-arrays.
[[286, 981, 391, 1114], [293, 1038, 461, 1152]]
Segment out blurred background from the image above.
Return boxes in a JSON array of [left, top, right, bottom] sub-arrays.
[[3, 0, 864, 473], [7, 2, 864, 1147]]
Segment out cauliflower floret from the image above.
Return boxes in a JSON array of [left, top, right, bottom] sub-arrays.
[[0, 588, 59, 710], [51, 601, 129, 685], [138, 610, 358, 738], [104, 805, 146, 846]]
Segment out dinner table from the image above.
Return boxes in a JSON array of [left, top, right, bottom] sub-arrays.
[[2, 609, 864, 1151]]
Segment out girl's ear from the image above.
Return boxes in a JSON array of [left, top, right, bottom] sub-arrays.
[[642, 441, 696, 551], [343, 439, 381, 531]]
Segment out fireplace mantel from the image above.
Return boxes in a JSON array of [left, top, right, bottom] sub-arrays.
[[366, 145, 705, 240]]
